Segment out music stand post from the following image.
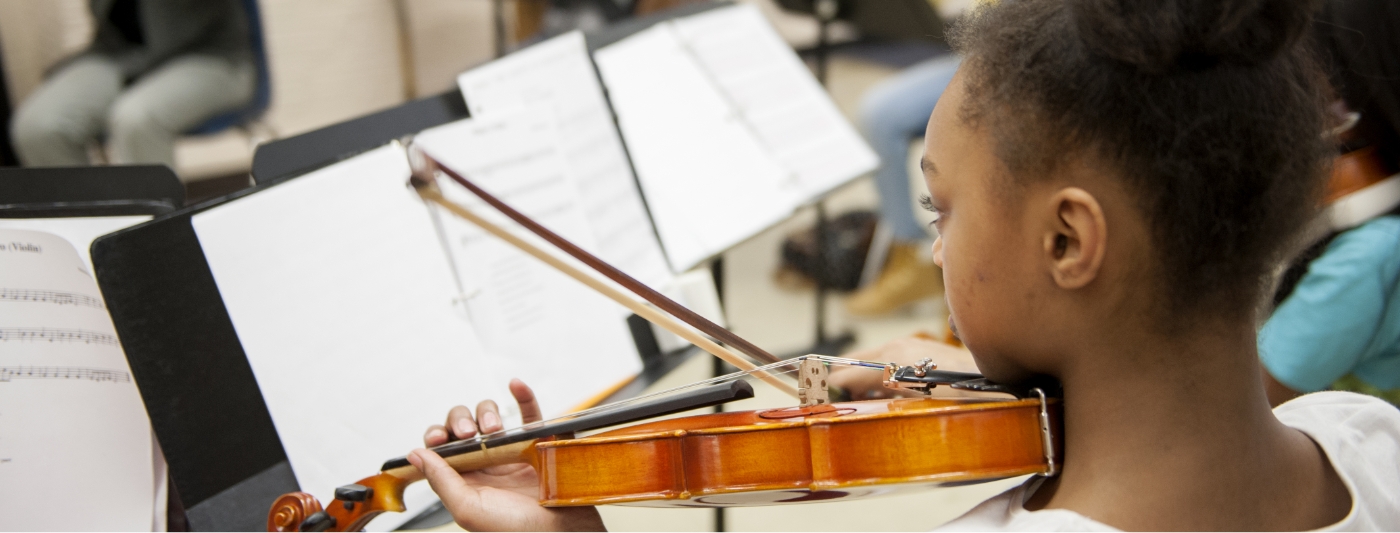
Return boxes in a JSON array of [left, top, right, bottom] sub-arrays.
[[796, 0, 857, 359], [494, 0, 508, 58]]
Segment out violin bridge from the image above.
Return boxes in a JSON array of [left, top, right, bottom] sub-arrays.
[[797, 357, 829, 407]]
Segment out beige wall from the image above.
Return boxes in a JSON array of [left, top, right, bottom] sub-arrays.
[[0, 0, 92, 106], [402, 0, 498, 99]]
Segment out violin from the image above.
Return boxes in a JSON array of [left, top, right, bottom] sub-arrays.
[[269, 357, 1059, 532], [265, 149, 1063, 532]]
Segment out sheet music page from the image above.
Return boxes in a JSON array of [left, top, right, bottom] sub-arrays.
[[593, 25, 797, 271], [414, 114, 643, 415], [457, 31, 673, 289], [671, 4, 878, 202], [0, 229, 156, 530], [191, 144, 503, 531]]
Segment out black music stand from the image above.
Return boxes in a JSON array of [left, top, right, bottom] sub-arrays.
[[0, 37, 16, 167], [101, 93, 477, 532], [0, 165, 184, 218]]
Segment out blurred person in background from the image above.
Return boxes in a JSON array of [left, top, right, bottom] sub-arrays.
[[842, 0, 973, 317], [1260, 0, 1400, 407], [9, 0, 253, 169], [845, 54, 961, 316]]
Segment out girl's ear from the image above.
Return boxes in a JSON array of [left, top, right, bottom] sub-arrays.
[[1043, 187, 1107, 289]]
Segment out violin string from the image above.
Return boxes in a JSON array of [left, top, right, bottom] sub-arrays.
[[458, 355, 894, 446], [517, 355, 868, 429]]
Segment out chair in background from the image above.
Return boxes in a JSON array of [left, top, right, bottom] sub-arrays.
[[184, 0, 274, 142]]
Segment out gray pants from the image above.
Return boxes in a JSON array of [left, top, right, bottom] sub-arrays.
[[10, 54, 255, 168]]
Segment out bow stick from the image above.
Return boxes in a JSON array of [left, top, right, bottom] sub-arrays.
[[408, 148, 798, 398]]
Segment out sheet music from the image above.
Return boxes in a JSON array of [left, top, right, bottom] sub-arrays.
[[593, 25, 798, 271], [192, 144, 502, 531], [415, 115, 643, 414], [0, 229, 156, 530], [457, 31, 673, 289], [671, 4, 878, 201]]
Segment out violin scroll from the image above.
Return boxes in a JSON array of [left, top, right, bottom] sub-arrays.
[[268, 492, 323, 532], [266, 473, 411, 532]]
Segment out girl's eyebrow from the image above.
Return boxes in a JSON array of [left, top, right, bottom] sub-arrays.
[[920, 157, 939, 176]]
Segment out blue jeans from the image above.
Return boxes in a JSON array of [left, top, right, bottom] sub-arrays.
[[859, 55, 962, 242]]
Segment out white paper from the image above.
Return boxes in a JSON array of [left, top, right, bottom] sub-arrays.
[[0, 216, 152, 273], [457, 32, 673, 289], [191, 144, 501, 531], [671, 4, 878, 201], [0, 229, 156, 531], [594, 25, 797, 271], [415, 115, 643, 416]]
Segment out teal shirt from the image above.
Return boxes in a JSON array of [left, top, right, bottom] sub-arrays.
[[1260, 216, 1400, 392]]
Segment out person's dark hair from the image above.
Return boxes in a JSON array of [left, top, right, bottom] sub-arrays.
[[949, 0, 1331, 323]]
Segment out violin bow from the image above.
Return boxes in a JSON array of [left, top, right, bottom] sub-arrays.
[[408, 147, 798, 398]]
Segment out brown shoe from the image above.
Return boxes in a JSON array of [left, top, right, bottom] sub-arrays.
[[845, 242, 943, 316]]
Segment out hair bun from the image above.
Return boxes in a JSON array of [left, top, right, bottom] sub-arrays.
[[1071, 0, 1318, 73]]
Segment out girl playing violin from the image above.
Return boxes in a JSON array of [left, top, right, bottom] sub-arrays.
[[406, 0, 1400, 529]]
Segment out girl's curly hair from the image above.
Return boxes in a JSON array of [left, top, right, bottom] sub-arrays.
[[951, 0, 1332, 322]]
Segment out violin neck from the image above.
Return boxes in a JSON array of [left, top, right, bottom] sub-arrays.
[[382, 439, 538, 482], [378, 380, 755, 476]]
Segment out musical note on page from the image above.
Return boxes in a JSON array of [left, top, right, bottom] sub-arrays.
[[0, 327, 119, 346], [0, 366, 132, 383], [0, 289, 106, 309]]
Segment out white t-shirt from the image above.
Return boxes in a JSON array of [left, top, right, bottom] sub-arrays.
[[937, 391, 1400, 531]]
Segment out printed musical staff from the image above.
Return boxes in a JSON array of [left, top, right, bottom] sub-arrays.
[[0, 366, 131, 383], [0, 288, 105, 309], [0, 328, 118, 346]]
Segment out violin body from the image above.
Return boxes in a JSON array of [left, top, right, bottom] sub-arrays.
[[535, 395, 1059, 507], [269, 394, 1059, 531]]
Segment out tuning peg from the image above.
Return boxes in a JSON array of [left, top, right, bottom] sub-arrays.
[[335, 483, 374, 510], [335, 484, 373, 501], [299, 511, 335, 532]]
